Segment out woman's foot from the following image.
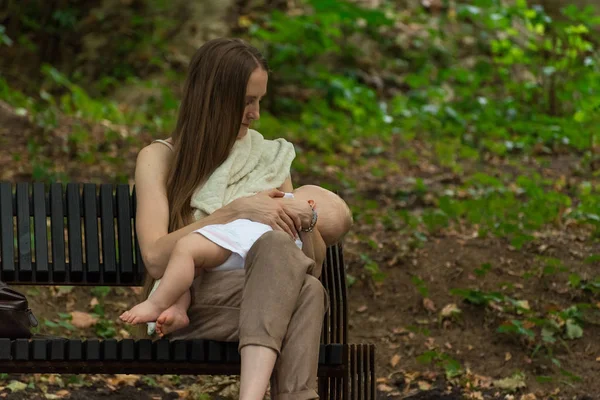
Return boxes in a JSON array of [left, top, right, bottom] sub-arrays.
[[120, 300, 163, 324], [156, 306, 190, 337]]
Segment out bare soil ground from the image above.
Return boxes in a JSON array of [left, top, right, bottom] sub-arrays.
[[1, 101, 599, 399]]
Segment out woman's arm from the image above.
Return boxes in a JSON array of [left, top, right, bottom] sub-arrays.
[[135, 144, 239, 279], [135, 146, 301, 279]]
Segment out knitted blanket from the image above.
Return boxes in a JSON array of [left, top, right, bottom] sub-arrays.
[[191, 129, 295, 220]]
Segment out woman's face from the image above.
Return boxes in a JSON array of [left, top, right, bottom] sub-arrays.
[[238, 67, 268, 139]]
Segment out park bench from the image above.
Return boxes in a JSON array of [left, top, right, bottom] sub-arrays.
[[0, 182, 375, 399]]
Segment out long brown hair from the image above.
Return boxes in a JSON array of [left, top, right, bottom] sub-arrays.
[[138, 39, 268, 337], [167, 38, 268, 232]]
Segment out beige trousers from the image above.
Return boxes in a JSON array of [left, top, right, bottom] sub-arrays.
[[170, 229, 328, 400]]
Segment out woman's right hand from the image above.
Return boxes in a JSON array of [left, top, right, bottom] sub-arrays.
[[228, 189, 298, 238]]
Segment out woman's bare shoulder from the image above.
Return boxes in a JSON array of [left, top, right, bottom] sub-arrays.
[[136, 139, 174, 177]]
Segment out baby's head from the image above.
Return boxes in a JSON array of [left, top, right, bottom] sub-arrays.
[[293, 185, 353, 246]]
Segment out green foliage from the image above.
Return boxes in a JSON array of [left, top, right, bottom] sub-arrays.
[[249, 0, 394, 150], [417, 350, 463, 379], [411, 276, 429, 298], [0, 24, 12, 46], [359, 253, 385, 282]]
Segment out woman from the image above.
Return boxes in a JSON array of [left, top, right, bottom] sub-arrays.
[[134, 38, 351, 400]]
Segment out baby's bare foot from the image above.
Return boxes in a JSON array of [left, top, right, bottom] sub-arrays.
[[120, 300, 163, 325], [156, 307, 190, 337]]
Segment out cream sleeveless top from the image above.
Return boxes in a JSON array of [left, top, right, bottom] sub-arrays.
[[152, 139, 173, 151]]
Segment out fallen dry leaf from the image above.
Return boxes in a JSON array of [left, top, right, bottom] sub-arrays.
[[417, 381, 431, 390], [131, 287, 143, 295], [70, 311, 98, 329], [390, 354, 401, 368], [392, 327, 408, 335], [377, 383, 394, 392], [54, 390, 70, 398], [440, 303, 461, 319], [505, 352, 512, 361], [520, 394, 537, 400], [423, 297, 436, 312], [107, 374, 140, 387], [493, 372, 526, 392], [89, 297, 99, 308]]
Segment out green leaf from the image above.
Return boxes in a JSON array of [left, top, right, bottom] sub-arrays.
[[493, 372, 527, 392], [44, 319, 59, 328], [6, 380, 27, 392], [443, 358, 463, 379], [585, 255, 600, 264], [91, 286, 111, 298], [565, 319, 583, 339]]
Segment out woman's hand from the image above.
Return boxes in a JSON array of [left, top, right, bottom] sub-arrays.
[[277, 197, 314, 233], [228, 189, 298, 238]]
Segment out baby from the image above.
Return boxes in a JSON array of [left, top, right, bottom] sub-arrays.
[[120, 185, 352, 336]]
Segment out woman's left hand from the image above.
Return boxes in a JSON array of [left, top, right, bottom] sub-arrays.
[[276, 198, 314, 233]]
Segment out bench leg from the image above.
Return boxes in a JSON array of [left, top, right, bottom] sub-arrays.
[[317, 344, 375, 399], [318, 376, 347, 400], [347, 344, 376, 400]]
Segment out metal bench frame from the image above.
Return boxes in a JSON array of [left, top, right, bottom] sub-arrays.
[[0, 182, 375, 399]]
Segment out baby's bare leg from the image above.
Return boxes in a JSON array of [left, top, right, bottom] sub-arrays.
[[120, 232, 231, 325], [155, 290, 191, 337]]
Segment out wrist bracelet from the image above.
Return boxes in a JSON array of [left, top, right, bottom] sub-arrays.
[[301, 204, 318, 232]]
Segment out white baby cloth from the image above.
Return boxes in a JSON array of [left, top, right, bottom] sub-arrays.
[[194, 193, 302, 272]]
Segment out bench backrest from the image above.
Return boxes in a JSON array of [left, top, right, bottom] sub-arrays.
[[0, 182, 348, 343]]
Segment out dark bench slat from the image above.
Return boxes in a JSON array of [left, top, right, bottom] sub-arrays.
[[332, 245, 346, 344], [0, 182, 15, 281], [32, 338, 47, 361], [50, 339, 66, 361], [155, 339, 170, 361], [0, 338, 11, 360], [16, 183, 32, 280], [66, 183, 84, 282], [50, 183, 66, 281], [103, 338, 118, 360], [136, 339, 152, 361], [131, 187, 144, 283], [13, 339, 29, 361], [120, 338, 135, 361], [350, 344, 358, 398], [1, 339, 344, 366], [369, 344, 376, 398], [67, 339, 82, 360], [327, 344, 343, 365], [100, 184, 117, 282], [190, 339, 206, 362], [85, 339, 101, 361], [325, 247, 337, 344], [172, 340, 188, 362], [207, 340, 223, 362], [337, 245, 349, 343], [83, 184, 100, 282], [225, 342, 240, 363], [116, 185, 134, 283], [33, 183, 49, 281]]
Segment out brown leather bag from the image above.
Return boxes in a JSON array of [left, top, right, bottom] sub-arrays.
[[0, 281, 38, 338]]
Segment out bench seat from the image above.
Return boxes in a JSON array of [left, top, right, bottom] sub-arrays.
[[0, 182, 376, 399]]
